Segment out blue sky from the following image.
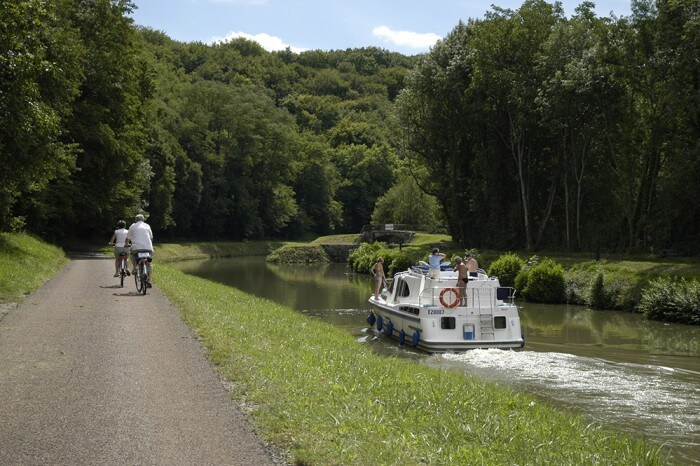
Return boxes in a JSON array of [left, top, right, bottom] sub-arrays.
[[129, 0, 632, 55]]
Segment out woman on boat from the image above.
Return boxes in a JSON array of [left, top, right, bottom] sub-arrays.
[[370, 257, 386, 300], [428, 248, 446, 279]]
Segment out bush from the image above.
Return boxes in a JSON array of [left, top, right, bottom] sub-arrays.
[[589, 271, 608, 309], [348, 242, 421, 276], [600, 270, 643, 311], [564, 265, 643, 311], [514, 255, 539, 297], [384, 250, 416, 276], [520, 258, 566, 303], [564, 268, 593, 305], [267, 244, 330, 264], [348, 242, 386, 274], [488, 252, 524, 288], [639, 277, 700, 324]]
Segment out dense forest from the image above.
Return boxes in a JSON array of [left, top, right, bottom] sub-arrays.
[[1, 0, 698, 254]]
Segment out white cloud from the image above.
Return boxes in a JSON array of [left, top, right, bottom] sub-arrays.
[[372, 25, 441, 49], [210, 31, 307, 53]]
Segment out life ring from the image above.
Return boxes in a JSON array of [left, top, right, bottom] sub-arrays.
[[439, 288, 461, 308]]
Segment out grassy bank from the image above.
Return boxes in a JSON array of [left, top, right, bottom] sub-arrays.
[[156, 263, 664, 465], [0, 233, 67, 304], [155, 241, 283, 262]]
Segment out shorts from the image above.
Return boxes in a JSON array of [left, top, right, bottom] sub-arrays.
[[114, 246, 129, 258]]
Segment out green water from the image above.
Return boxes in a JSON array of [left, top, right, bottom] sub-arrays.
[[173, 256, 700, 464]]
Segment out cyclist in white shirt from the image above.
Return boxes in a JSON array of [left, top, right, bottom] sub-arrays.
[[108, 220, 130, 277], [127, 213, 154, 284]]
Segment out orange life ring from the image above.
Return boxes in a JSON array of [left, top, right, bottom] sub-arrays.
[[439, 288, 461, 308]]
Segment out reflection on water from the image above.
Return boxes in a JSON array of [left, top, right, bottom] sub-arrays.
[[172, 257, 700, 464]]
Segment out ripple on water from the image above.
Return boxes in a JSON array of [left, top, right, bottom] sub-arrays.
[[441, 349, 700, 462]]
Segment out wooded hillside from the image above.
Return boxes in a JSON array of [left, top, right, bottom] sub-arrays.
[[1, 0, 697, 254]]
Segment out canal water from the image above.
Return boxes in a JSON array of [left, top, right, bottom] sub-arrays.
[[172, 257, 700, 464]]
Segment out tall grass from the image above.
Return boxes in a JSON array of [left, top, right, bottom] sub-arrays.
[[0, 233, 67, 303], [156, 264, 664, 465]]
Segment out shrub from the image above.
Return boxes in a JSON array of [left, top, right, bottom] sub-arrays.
[[267, 244, 330, 264], [384, 250, 416, 276], [600, 270, 643, 311], [639, 277, 700, 324], [521, 258, 566, 303], [488, 252, 524, 288], [514, 255, 539, 298], [564, 268, 593, 305], [348, 242, 423, 277], [589, 271, 609, 309]]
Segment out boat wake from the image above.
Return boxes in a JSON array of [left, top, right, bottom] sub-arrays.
[[439, 349, 700, 463]]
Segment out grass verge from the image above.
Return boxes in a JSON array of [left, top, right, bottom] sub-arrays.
[[0, 233, 67, 304], [156, 263, 664, 465], [155, 241, 283, 262]]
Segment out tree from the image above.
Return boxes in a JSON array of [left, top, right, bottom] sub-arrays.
[[472, 0, 564, 250], [371, 175, 445, 232], [0, 0, 83, 231]]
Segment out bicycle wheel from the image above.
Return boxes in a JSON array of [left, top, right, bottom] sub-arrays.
[[134, 265, 142, 293], [140, 263, 148, 295], [120, 260, 125, 288]]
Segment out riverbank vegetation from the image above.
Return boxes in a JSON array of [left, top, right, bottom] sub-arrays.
[[0, 233, 67, 304], [346, 241, 699, 324], [266, 244, 330, 264], [155, 263, 664, 464], [154, 241, 280, 262], [3, 0, 698, 260]]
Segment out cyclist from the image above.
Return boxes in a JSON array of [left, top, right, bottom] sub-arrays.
[[126, 213, 154, 287], [108, 220, 130, 277]]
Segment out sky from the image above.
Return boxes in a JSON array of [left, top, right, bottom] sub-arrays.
[[129, 0, 633, 55]]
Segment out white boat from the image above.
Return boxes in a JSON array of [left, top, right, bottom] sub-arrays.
[[368, 264, 524, 352]]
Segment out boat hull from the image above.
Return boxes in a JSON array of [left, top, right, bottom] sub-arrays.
[[368, 298, 524, 353]]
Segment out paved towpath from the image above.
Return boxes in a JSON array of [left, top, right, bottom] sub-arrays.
[[0, 252, 280, 465]]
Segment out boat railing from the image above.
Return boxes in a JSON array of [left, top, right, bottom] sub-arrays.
[[418, 280, 516, 309]]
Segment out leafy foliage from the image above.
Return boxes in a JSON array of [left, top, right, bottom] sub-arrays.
[[2, 0, 698, 259], [266, 244, 330, 264], [639, 277, 700, 324], [518, 257, 566, 303], [488, 252, 525, 288]]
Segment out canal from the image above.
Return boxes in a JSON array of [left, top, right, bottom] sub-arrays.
[[172, 256, 700, 464]]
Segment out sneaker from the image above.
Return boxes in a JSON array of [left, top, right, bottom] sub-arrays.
[[147, 281, 152, 288], [113, 273, 119, 277], [125, 270, 131, 276], [132, 268, 138, 275]]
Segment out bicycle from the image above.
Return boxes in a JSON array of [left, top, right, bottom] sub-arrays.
[[118, 251, 128, 288], [133, 250, 152, 295]]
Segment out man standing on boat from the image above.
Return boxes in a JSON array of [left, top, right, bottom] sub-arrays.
[[453, 257, 468, 305], [428, 248, 446, 279], [465, 254, 479, 278]]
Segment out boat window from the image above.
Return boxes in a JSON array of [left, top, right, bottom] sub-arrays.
[[397, 279, 410, 297], [494, 316, 507, 329], [441, 317, 456, 329]]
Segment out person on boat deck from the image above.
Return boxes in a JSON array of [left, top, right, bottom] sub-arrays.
[[453, 256, 468, 304], [370, 257, 386, 300], [465, 253, 479, 278], [428, 248, 446, 279]]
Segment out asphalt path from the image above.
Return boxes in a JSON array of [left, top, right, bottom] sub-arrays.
[[0, 253, 280, 465]]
